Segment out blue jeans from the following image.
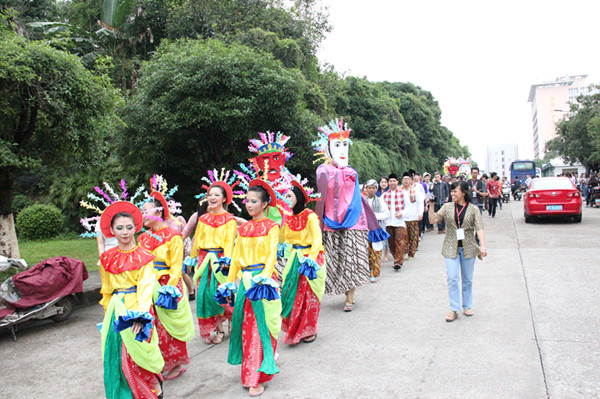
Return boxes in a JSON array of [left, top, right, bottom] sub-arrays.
[[445, 247, 476, 311]]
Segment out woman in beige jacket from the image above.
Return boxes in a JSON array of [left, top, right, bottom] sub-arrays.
[[429, 181, 488, 322]]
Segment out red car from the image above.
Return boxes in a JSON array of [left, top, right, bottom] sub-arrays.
[[523, 177, 582, 223]]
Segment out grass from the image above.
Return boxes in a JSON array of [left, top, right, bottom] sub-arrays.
[[17, 238, 99, 273]]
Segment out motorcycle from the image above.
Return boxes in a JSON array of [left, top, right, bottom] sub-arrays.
[[0, 256, 88, 341], [589, 185, 600, 207], [502, 185, 511, 203], [512, 184, 527, 201]]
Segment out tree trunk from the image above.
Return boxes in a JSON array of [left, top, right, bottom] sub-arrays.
[[0, 214, 19, 258], [0, 168, 19, 257]]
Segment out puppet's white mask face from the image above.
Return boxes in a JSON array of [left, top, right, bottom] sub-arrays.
[[328, 139, 350, 167]]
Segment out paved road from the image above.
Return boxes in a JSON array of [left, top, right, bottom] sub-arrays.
[[1, 201, 599, 398]]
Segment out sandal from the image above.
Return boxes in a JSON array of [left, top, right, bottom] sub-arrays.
[[249, 386, 265, 397], [463, 309, 474, 317], [343, 304, 353, 312], [163, 367, 186, 381], [445, 311, 458, 322], [393, 263, 402, 270], [302, 334, 317, 344], [211, 331, 225, 344]]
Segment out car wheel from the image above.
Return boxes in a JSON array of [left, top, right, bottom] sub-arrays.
[[573, 213, 582, 223], [524, 212, 532, 223]]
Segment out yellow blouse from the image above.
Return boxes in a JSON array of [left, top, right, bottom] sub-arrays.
[[99, 246, 156, 312], [280, 209, 324, 261], [138, 227, 184, 287], [190, 212, 237, 259], [228, 218, 280, 283]]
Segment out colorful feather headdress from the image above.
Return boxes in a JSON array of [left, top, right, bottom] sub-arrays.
[[248, 131, 293, 160], [312, 118, 353, 165], [195, 168, 245, 212], [289, 173, 321, 203], [234, 163, 291, 208], [140, 174, 182, 219], [79, 179, 145, 238]]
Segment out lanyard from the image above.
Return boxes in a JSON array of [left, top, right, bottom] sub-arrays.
[[455, 203, 467, 228]]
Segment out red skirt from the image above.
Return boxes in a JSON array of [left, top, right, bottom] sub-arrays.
[[241, 298, 277, 388], [281, 275, 320, 345], [155, 275, 190, 372], [122, 342, 162, 399]]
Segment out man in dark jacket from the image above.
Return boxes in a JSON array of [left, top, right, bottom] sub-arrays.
[[430, 172, 450, 233]]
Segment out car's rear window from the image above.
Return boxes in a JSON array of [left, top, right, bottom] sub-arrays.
[[531, 179, 574, 190]]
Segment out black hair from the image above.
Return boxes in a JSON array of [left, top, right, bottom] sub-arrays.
[[148, 199, 164, 219], [197, 201, 209, 217], [471, 166, 480, 172], [111, 212, 135, 227], [379, 176, 388, 183], [450, 181, 473, 203], [248, 185, 271, 205], [291, 186, 306, 215], [491, 172, 497, 178]]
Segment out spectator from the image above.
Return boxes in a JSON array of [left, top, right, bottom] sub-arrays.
[[401, 172, 424, 260], [423, 173, 434, 232], [525, 174, 533, 188]]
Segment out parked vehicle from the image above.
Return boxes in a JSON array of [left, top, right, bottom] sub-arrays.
[[502, 185, 511, 203], [0, 256, 88, 341], [589, 185, 600, 208], [523, 177, 582, 223], [510, 160, 536, 185]]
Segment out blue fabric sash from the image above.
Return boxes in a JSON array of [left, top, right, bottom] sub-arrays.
[[323, 168, 363, 230], [292, 244, 311, 250], [243, 263, 265, 272], [113, 286, 137, 295], [154, 261, 169, 270], [201, 248, 223, 254]]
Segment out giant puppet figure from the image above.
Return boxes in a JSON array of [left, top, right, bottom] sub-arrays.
[[313, 118, 389, 312], [247, 131, 294, 226]]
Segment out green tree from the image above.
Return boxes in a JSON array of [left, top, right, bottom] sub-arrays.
[[546, 89, 600, 170], [0, 23, 120, 256], [119, 39, 317, 210]]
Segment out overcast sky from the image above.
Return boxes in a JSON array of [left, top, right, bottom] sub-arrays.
[[316, 0, 600, 166]]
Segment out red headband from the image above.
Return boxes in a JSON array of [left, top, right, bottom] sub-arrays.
[[328, 130, 350, 141]]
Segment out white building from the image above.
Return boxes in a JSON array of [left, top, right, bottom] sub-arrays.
[[486, 144, 519, 178], [541, 157, 585, 177], [528, 75, 589, 159]]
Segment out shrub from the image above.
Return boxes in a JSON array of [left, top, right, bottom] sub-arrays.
[[12, 194, 33, 216], [17, 204, 64, 240]]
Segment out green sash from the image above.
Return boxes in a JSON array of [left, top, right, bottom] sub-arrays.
[[152, 280, 195, 342], [193, 253, 227, 319], [280, 251, 301, 319], [228, 270, 281, 375]]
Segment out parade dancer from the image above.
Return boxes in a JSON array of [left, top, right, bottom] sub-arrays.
[[215, 179, 282, 397], [81, 182, 164, 398], [189, 169, 242, 344], [138, 175, 195, 381], [279, 177, 326, 345]]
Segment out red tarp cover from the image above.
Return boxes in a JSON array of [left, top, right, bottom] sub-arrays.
[[0, 257, 88, 319]]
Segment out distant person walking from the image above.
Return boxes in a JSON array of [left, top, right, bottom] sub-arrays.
[[365, 179, 390, 282], [428, 181, 487, 322], [383, 174, 408, 270], [468, 167, 487, 214], [431, 172, 450, 234], [401, 172, 424, 260], [486, 172, 500, 218]]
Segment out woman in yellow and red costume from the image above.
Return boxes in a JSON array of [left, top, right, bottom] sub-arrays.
[[279, 178, 326, 345], [86, 185, 164, 398], [215, 179, 282, 397], [138, 176, 195, 381], [189, 170, 242, 344]]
